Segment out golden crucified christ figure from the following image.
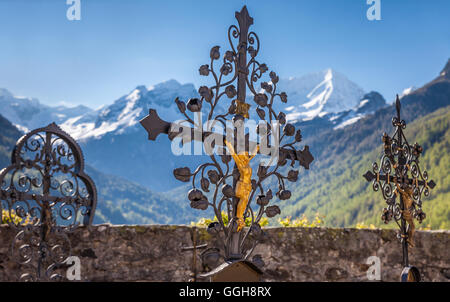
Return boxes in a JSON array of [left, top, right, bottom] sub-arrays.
[[224, 139, 259, 232], [395, 183, 416, 248]]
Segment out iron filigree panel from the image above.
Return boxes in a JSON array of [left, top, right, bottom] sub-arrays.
[[0, 122, 97, 281]]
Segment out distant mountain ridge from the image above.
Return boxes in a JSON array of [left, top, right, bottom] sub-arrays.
[[1, 69, 386, 191], [62, 80, 199, 141], [1, 69, 385, 142], [0, 58, 448, 228], [0, 88, 92, 132], [63, 69, 371, 142], [300, 58, 450, 163]]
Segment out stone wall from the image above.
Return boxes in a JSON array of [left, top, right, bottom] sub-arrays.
[[0, 224, 448, 282]]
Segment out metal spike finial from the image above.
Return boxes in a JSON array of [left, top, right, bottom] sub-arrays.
[[395, 94, 401, 119], [235, 5, 254, 106], [235, 6, 253, 29]]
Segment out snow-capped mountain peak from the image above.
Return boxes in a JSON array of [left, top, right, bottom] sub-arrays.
[[275, 69, 365, 122], [61, 80, 198, 140], [301, 68, 334, 120], [440, 58, 450, 78], [1, 70, 380, 142], [332, 91, 387, 130], [399, 86, 416, 99]]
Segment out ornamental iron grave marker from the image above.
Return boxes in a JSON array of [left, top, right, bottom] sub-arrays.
[[140, 6, 314, 281], [363, 96, 436, 282], [0, 123, 97, 281]]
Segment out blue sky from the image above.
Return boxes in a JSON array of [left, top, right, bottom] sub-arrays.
[[0, 0, 449, 108]]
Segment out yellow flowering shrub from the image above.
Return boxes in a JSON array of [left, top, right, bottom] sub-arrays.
[[278, 213, 324, 227], [1, 209, 31, 225], [355, 222, 377, 229], [191, 211, 269, 227], [418, 224, 431, 231]]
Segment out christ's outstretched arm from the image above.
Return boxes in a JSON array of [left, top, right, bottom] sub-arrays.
[[224, 140, 243, 166]]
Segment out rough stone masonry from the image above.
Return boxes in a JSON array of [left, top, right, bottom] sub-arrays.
[[0, 225, 448, 282]]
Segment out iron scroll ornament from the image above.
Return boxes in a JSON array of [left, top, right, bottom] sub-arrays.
[[363, 96, 435, 282], [0, 122, 97, 281], [141, 6, 314, 265]]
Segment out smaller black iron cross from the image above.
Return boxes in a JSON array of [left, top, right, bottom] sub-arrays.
[[363, 95, 436, 281]]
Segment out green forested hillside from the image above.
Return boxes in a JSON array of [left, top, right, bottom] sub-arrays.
[[282, 106, 450, 229], [0, 114, 22, 168], [88, 165, 211, 225], [275, 63, 450, 229]]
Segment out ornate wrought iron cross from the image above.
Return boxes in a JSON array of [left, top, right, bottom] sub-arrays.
[[363, 95, 436, 282], [0, 123, 97, 281], [141, 6, 313, 266]]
